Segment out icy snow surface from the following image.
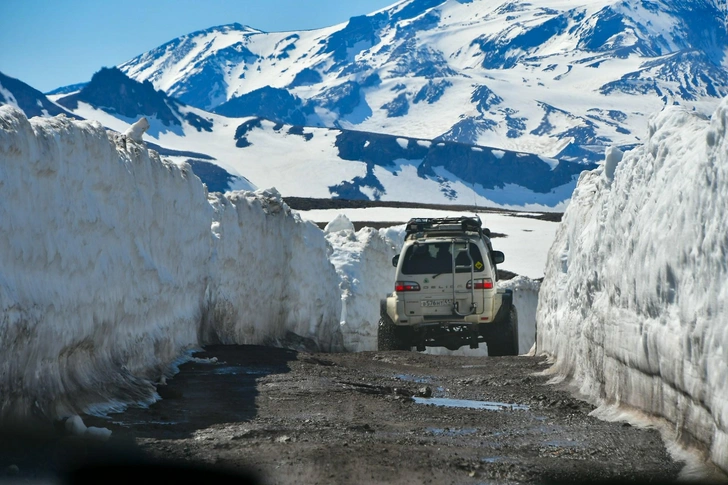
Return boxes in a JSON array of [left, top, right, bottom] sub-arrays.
[[537, 98, 728, 474], [0, 106, 342, 420], [124, 117, 150, 142]]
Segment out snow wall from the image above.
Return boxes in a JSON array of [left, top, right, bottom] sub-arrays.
[[537, 99, 728, 473], [500, 276, 540, 355], [0, 106, 342, 421], [325, 216, 398, 352]]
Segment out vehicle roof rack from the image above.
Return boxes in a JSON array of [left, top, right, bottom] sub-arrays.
[[404, 216, 491, 241]]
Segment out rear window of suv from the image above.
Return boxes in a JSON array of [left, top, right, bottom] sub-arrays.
[[401, 242, 486, 275]]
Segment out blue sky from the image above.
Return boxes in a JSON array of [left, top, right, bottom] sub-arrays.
[[0, 0, 396, 93]]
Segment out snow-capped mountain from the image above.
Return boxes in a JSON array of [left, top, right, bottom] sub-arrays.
[[0, 72, 78, 119], [56, 67, 216, 132], [118, 0, 728, 162], [45, 68, 590, 209]]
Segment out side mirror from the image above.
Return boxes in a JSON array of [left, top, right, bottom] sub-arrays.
[[492, 251, 505, 265], [392, 254, 400, 267]]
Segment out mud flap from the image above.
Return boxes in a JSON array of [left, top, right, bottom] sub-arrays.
[[469, 324, 479, 349]]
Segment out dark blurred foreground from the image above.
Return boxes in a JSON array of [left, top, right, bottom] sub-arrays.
[[0, 422, 260, 484]]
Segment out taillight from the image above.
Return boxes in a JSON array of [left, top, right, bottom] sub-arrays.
[[467, 278, 493, 290], [395, 281, 421, 292]]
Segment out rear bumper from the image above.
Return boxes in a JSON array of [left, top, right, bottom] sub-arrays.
[[387, 289, 507, 326]]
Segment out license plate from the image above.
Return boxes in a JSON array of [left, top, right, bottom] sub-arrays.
[[421, 299, 452, 308]]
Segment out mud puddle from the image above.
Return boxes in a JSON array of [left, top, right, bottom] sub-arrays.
[[413, 396, 530, 411]]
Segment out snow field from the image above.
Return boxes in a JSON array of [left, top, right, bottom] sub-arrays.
[[299, 207, 559, 279], [52, 97, 581, 210], [537, 98, 728, 474], [0, 106, 342, 421]]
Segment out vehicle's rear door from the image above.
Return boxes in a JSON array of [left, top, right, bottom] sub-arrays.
[[400, 241, 486, 317]]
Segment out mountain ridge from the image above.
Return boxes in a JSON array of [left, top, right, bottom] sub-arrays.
[[40, 67, 590, 209], [115, 0, 728, 162], [0, 72, 79, 119]]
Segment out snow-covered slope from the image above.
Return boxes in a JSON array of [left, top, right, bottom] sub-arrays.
[[537, 97, 728, 474], [0, 106, 342, 420], [118, 0, 728, 162], [46, 68, 591, 210]]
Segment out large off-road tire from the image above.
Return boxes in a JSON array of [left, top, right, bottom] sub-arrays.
[[485, 307, 519, 356], [377, 301, 412, 351]]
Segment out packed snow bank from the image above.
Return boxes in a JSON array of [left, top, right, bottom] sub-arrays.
[[0, 106, 342, 421], [0, 107, 209, 420], [324, 214, 355, 233], [204, 190, 342, 351], [325, 220, 398, 351], [537, 99, 728, 474], [64, 415, 111, 442], [499, 276, 540, 355]]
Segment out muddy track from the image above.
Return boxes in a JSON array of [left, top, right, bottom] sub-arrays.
[[75, 345, 678, 484], [3, 345, 679, 484]]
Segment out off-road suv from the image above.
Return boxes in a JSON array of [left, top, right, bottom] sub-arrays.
[[378, 216, 518, 355]]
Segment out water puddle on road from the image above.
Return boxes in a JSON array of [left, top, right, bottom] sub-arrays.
[[413, 397, 529, 411], [212, 366, 279, 376], [395, 374, 432, 384], [112, 420, 181, 427], [426, 427, 478, 437]]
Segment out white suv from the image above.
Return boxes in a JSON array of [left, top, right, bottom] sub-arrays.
[[379, 216, 518, 354]]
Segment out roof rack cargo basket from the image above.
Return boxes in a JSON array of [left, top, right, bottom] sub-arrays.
[[404, 216, 490, 240]]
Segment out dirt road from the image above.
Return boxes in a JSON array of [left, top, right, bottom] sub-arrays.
[[79, 345, 679, 484], [4, 345, 680, 484]]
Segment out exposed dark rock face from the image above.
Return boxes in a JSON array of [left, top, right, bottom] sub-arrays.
[[328, 128, 594, 201], [214, 87, 311, 125], [57, 67, 181, 126], [0, 71, 78, 119]]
